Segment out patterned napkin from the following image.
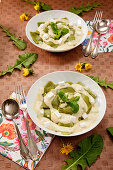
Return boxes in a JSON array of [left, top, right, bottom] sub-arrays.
[[83, 20, 113, 52], [0, 92, 54, 170]]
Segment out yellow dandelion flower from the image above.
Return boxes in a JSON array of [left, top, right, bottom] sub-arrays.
[[23, 68, 29, 76], [74, 62, 82, 72], [61, 143, 74, 155], [20, 13, 28, 21], [85, 63, 92, 71], [34, 4, 40, 11]]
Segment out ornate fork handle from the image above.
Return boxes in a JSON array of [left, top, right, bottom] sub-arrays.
[[23, 109, 40, 161], [83, 11, 103, 57], [16, 85, 40, 161], [83, 29, 95, 57]]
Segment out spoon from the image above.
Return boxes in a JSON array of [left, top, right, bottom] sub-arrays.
[[91, 19, 110, 59], [2, 99, 33, 161]]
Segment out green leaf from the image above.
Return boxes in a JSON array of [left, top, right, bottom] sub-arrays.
[[61, 28, 69, 36], [98, 78, 107, 88], [23, 0, 52, 11], [0, 25, 27, 50], [57, 90, 68, 102], [0, 141, 13, 146], [69, 2, 101, 15], [87, 75, 113, 90], [40, 2, 52, 10], [57, 90, 80, 114], [69, 96, 80, 102], [107, 82, 113, 89], [0, 53, 38, 76], [54, 31, 62, 40], [18, 52, 38, 68], [68, 101, 79, 113], [50, 22, 58, 34], [107, 127, 113, 136], [69, 7, 82, 15], [50, 23, 69, 40], [87, 75, 99, 83], [62, 134, 103, 170], [23, 0, 37, 5]]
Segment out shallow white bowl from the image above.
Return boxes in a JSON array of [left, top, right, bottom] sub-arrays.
[[26, 10, 88, 52], [27, 71, 106, 137]]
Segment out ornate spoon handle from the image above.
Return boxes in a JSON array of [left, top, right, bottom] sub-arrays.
[[91, 34, 101, 59], [24, 110, 40, 161], [14, 121, 32, 161]]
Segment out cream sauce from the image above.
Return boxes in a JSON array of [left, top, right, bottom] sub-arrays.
[[37, 18, 83, 50], [33, 82, 99, 135]]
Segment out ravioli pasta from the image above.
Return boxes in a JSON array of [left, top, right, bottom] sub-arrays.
[[33, 81, 99, 135], [30, 18, 83, 50]]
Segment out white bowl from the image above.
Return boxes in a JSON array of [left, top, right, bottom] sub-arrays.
[[26, 10, 88, 52], [27, 71, 106, 137]]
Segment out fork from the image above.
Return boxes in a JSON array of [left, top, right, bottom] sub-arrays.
[[15, 86, 40, 161], [83, 11, 103, 57]]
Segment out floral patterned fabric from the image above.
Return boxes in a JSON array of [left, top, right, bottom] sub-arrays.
[[0, 93, 54, 170], [82, 20, 113, 52]]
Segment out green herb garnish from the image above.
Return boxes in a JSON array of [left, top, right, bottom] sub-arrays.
[[107, 127, 113, 137], [87, 75, 113, 89], [62, 134, 103, 170], [68, 100, 79, 114], [50, 22, 69, 40], [50, 22, 59, 34], [58, 90, 68, 102], [0, 53, 38, 77], [57, 90, 80, 113], [69, 2, 101, 15], [54, 28, 69, 40], [61, 28, 69, 36], [23, 0, 52, 11], [0, 25, 27, 50]]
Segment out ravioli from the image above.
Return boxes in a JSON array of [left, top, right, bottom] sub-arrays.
[[30, 18, 83, 50], [33, 81, 99, 135]]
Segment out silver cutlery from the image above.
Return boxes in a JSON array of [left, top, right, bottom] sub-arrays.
[[91, 19, 110, 59], [83, 11, 103, 57], [2, 99, 32, 161], [16, 86, 40, 161]]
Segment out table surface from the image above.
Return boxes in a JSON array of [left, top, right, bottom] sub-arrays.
[[0, 0, 113, 169]]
